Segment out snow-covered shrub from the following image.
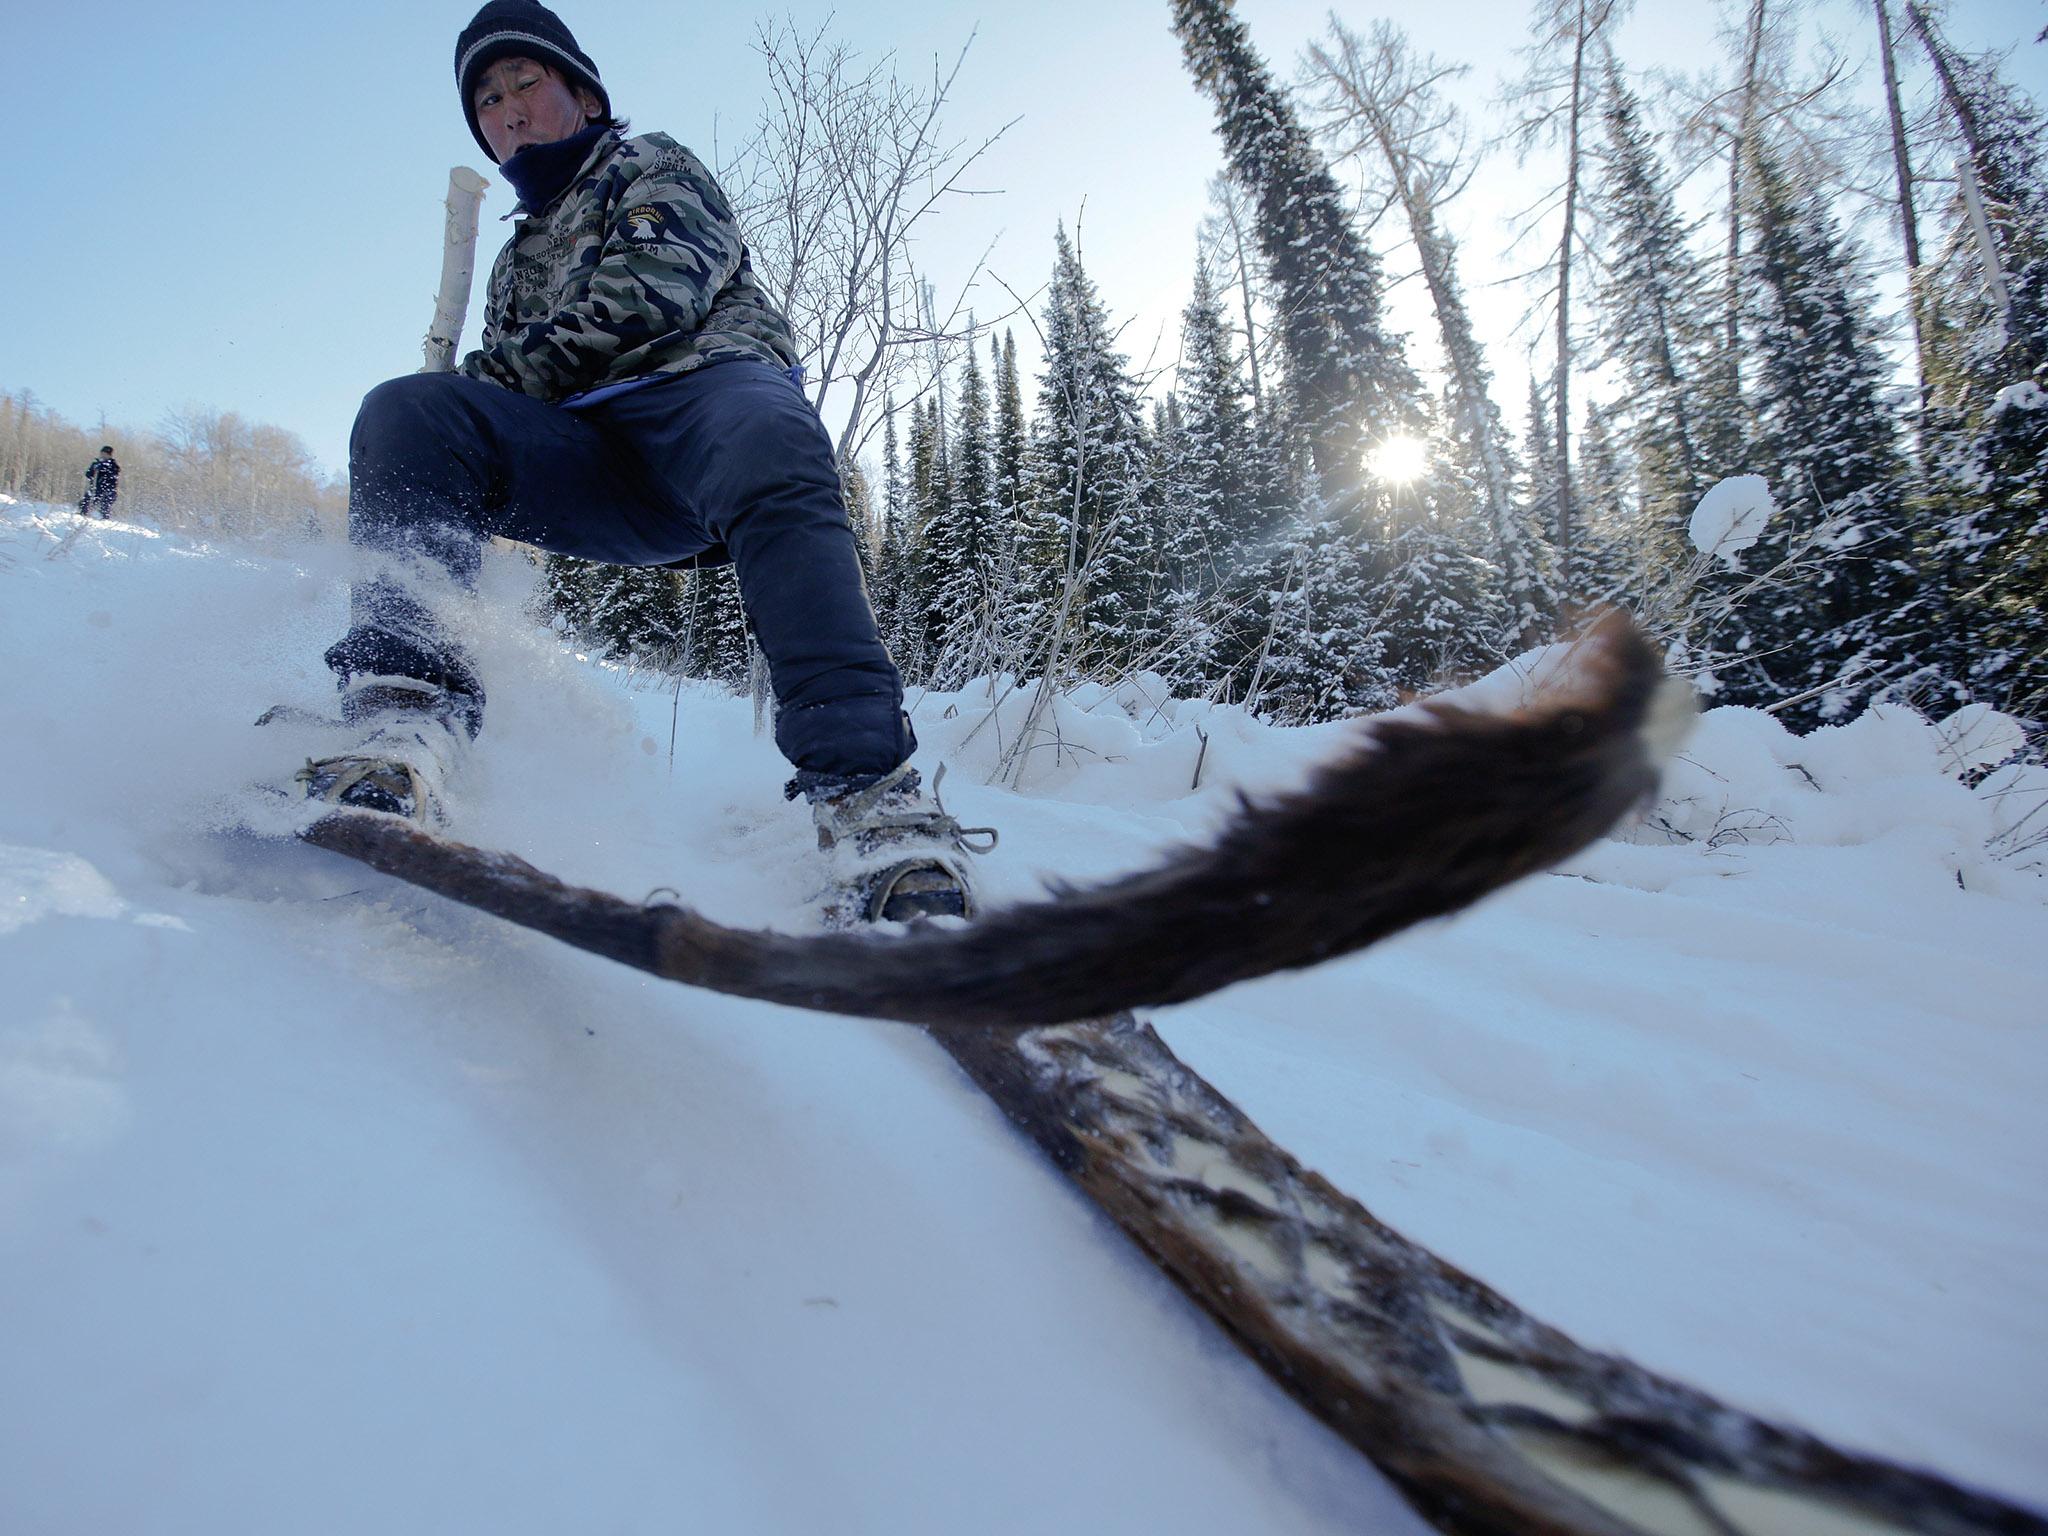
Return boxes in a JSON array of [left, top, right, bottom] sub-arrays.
[[1981, 763, 2048, 875], [1619, 691, 2043, 895]]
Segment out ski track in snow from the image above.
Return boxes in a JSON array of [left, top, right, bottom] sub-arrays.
[[1, 503, 2043, 1532]]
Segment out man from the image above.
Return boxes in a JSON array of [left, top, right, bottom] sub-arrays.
[[82, 446, 119, 518], [298, 0, 987, 922]]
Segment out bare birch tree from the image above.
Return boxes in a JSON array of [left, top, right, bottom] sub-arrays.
[[1664, 0, 1877, 433], [720, 19, 1015, 465], [1874, 0, 1931, 416], [1500, 0, 1629, 591], [1905, 2, 2015, 333], [1195, 173, 1276, 420], [1304, 19, 1555, 643]]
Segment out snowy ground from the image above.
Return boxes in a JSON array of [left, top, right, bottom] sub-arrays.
[[2, 504, 2043, 1533]]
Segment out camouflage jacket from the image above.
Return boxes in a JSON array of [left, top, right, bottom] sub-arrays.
[[459, 130, 797, 402]]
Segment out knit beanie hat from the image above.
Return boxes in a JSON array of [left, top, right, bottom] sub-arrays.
[[455, 0, 610, 162]]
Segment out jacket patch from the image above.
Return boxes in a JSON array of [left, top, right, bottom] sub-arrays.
[[622, 206, 666, 242]]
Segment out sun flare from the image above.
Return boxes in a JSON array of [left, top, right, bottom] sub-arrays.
[[1367, 435, 1430, 484]]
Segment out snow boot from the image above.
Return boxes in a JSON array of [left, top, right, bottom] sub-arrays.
[[294, 677, 469, 825], [804, 764, 997, 925]]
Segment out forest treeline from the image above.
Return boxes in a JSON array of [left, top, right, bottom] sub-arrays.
[[552, 2, 2045, 732], [0, 391, 345, 541]]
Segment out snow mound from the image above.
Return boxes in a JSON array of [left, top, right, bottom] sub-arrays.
[[913, 632, 2043, 907], [1437, 633, 1622, 714], [1978, 759, 2048, 876]]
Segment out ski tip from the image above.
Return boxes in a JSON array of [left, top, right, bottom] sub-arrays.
[[1444, 607, 1692, 784], [1565, 608, 1696, 780], [1537, 607, 1666, 715]]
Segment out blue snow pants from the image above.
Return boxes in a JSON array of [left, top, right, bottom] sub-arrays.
[[325, 359, 914, 780]]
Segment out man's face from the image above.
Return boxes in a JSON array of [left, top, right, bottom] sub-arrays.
[[473, 56, 601, 162]]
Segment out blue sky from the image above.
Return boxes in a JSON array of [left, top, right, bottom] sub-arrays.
[[4, 0, 2042, 476]]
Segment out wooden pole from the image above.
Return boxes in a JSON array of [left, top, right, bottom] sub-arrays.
[[422, 166, 490, 374]]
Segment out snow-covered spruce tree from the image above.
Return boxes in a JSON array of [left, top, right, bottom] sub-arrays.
[[993, 329, 1027, 523], [1520, 378, 1565, 582], [1020, 226, 1158, 676], [1591, 62, 1726, 570], [1369, 482, 1521, 691], [979, 330, 1038, 674], [1302, 17, 1556, 650], [913, 384, 953, 520], [896, 395, 951, 681], [1724, 147, 1922, 723], [1148, 391, 1191, 599], [1242, 482, 1401, 722], [1131, 393, 1184, 678], [1152, 391, 1187, 468], [539, 553, 598, 646], [1169, 0, 1425, 506], [1915, 32, 2048, 719], [870, 403, 910, 662], [677, 563, 752, 688], [1167, 257, 1264, 598], [1149, 378, 1221, 693], [919, 341, 1011, 685], [541, 555, 691, 671], [840, 458, 879, 596], [1574, 400, 1638, 604]]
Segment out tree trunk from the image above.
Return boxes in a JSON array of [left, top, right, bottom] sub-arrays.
[[1552, 0, 1588, 586], [1316, 39, 1529, 635], [1907, 4, 2013, 329], [1723, 0, 1769, 405], [1874, 0, 1930, 423], [1217, 190, 1265, 416]]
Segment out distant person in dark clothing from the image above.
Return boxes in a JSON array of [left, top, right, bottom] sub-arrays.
[[82, 447, 120, 518]]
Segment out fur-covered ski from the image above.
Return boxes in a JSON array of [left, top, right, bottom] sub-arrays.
[[292, 616, 2045, 1533], [300, 617, 1678, 1027], [932, 1012, 2042, 1536]]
